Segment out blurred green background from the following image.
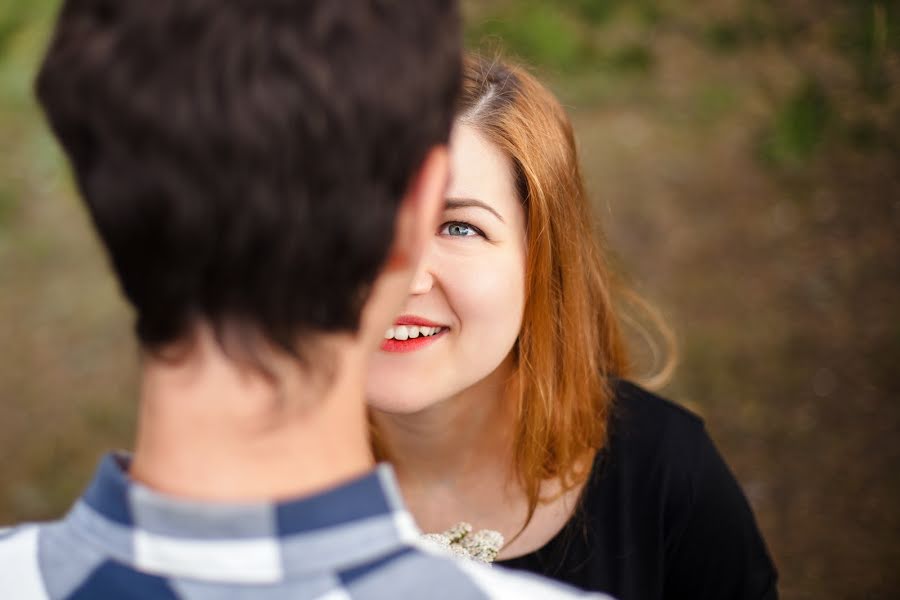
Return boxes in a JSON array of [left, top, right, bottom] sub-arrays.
[[1, 0, 898, 597]]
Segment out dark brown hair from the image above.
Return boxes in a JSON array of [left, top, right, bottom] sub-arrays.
[[36, 0, 461, 357]]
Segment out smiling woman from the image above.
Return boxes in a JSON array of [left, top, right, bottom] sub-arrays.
[[366, 55, 778, 600], [369, 119, 527, 412]]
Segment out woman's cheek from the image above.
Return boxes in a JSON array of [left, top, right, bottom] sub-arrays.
[[452, 257, 525, 354]]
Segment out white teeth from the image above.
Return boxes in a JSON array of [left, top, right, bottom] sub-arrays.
[[384, 325, 444, 340]]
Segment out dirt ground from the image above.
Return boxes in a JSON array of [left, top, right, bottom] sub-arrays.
[[1, 1, 898, 598]]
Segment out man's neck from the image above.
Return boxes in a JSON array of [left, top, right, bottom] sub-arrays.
[[129, 327, 374, 502]]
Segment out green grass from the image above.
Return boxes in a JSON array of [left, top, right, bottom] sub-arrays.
[[759, 80, 833, 168], [467, 2, 591, 71]]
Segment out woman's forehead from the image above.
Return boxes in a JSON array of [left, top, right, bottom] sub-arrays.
[[446, 122, 519, 217]]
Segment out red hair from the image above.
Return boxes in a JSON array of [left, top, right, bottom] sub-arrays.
[[373, 54, 675, 529], [458, 54, 626, 516]]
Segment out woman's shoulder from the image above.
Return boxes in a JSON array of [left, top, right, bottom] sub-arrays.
[[593, 380, 778, 598], [606, 379, 708, 461], [596, 379, 731, 516]]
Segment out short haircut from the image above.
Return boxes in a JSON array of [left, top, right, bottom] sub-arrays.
[[36, 0, 461, 356]]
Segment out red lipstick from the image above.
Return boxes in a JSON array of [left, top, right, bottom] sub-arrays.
[[393, 315, 444, 328], [380, 315, 448, 353]]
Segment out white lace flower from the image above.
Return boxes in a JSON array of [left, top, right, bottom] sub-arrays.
[[421, 522, 504, 564]]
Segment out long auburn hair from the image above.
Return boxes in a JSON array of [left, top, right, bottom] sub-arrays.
[[373, 53, 675, 529]]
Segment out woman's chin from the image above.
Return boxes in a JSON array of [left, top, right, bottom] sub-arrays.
[[367, 393, 443, 415]]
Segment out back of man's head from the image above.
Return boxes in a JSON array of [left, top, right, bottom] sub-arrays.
[[36, 0, 461, 358]]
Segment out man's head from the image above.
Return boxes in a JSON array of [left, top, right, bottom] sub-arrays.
[[36, 0, 460, 362]]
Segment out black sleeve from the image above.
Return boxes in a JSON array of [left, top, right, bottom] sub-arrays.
[[663, 424, 778, 600]]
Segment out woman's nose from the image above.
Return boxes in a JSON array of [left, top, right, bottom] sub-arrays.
[[409, 262, 435, 295]]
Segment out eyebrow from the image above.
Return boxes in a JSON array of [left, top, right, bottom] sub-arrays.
[[444, 197, 506, 224]]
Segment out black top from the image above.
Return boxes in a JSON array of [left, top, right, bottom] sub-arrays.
[[496, 381, 778, 600]]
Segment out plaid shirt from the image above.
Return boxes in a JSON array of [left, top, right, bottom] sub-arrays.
[[0, 453, 610, 599]]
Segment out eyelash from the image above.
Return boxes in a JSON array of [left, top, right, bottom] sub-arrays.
[[438, 220, 487, 239]]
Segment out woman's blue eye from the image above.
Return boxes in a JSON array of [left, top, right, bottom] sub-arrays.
[[448, 223, 473, 236], [441, 222, 480, 237]]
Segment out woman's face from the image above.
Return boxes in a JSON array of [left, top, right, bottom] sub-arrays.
[[366, 121, 527, 414]]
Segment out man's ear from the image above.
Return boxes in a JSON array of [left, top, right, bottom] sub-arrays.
[[386, 146, 449, 271]]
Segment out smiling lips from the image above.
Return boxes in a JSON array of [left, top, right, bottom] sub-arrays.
[[381, 316, 447, 353]]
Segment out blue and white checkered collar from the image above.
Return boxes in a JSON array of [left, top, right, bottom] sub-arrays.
[[64, 453, 421, 583]]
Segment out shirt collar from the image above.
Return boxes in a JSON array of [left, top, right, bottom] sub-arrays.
[[65, 453, 421, 583]]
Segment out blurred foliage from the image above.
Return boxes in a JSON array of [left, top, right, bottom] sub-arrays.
[[466, 0, 659, 75], [0, 0, 57, 233], [759, 80, 834, 167], [0, 0, 32, 57], [0, 176, 15, 226], [835, 1, 898, 100], [466, 2, 592, 71], [466, 0, 898, 170], [2, 1, 899, 598]]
